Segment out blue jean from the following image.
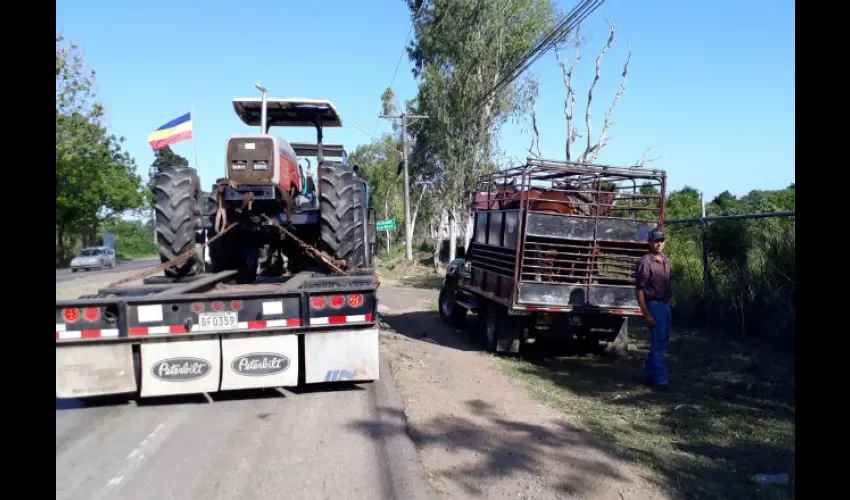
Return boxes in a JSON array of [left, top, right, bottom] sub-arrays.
[[643, 300, 672, 385]]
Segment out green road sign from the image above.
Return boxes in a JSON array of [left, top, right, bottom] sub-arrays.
[[376, 218, 397, 231]]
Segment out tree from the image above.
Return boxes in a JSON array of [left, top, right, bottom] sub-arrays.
[[404, 0, 558, 261], [56, 35, 145, 262]]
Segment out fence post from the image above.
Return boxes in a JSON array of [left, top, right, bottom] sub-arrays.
[[700, 193, 712, 322]]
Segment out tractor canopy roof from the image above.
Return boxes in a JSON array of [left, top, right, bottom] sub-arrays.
[[232, 97, 342, 128], [290, 142, 347, 158]]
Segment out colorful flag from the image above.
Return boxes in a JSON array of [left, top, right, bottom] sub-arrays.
[[148, 112, 193, 150]]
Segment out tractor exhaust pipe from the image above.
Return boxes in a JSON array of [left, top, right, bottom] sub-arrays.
[[254, 80, 268, 134]]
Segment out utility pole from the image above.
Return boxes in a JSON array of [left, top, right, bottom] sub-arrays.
[[379, 112, 428, 261]]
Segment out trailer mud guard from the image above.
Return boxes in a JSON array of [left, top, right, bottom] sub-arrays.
[[220, 332, 299, 390], [56, 343, 137, 398], [140, 337, 221, 397], [304, 327, 379, 383]]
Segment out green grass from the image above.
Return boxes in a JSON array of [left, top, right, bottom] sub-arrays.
[[500, 324, 795, 500]]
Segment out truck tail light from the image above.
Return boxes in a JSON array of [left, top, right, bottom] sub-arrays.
[[63, 308, 80, 323], [83, 307, 100, 322], [329, 295, 345, 309], [347, 294, 363, 307], [310, 296, 325, 309]]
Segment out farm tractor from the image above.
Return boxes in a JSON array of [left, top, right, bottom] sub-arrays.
[[152, 82, 377, 283]]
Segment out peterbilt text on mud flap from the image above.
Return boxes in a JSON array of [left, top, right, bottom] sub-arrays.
[[438, 158, 667, 356], [56, 84, 380, 400]]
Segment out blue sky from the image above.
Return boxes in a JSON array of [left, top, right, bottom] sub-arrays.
[[57, 0, 794, 201]]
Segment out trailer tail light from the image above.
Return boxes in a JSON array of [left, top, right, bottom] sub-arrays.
[[329, 295, 345, 309], [347, 293, 363, 307], [83, 307, 101, 322], [63, 308, 80, 323], [212, 301, 224, 311], [310, 296, 325, 309], [191, 302, 205, 313], [231, 300, 243, 311], [231, 160, 247, 170], [252, 160, 268, 170]]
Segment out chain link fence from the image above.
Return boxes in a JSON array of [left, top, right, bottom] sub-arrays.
[[664, 212, 795, 349]]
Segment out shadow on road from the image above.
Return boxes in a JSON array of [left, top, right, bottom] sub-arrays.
[[380, 310, 483, 353], [349, 399, 629, 498]]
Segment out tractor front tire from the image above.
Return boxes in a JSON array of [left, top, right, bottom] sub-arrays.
[[318, 165, 368, 269], [154, 165, 205, 278]]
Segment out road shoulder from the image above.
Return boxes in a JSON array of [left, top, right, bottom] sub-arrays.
[[377, 299, 670, 500]]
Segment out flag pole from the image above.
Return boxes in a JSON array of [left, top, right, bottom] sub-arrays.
[[192, 105, 199, 169]]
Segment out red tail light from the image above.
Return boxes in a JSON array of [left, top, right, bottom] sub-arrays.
[[231, 300, 243, 311], [191, 302, 205, 313], [330, 295, 345, 309], [347, 294, 363, 307], [83, 307, 100, 322], [212, 301, 224, 311], [311, 296, 325, 309], [63, 308, 79, 323]]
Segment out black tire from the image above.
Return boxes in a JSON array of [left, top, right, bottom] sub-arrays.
[[438, 286, 467, 327], [154, 165, 204, 278], [318, 165, 368, 269]]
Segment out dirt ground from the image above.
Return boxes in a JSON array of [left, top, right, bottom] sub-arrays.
[[377, 294, 670, 500]]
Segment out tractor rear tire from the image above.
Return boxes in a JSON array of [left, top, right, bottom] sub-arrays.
[[154, 165, 204, 278], [318, 165, 368, 269]]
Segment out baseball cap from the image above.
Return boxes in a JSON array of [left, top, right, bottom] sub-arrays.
[[648, 228, 665, 241]]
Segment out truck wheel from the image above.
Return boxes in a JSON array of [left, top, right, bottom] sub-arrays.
[[482, 306, 501, 352], [154, 165, 204, 278], [318, 166, 367, 269], [438, 286, 467, 327], [600, 318, 630, 358]]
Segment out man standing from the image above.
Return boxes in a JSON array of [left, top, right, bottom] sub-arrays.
[[635, 227, 675, 391]]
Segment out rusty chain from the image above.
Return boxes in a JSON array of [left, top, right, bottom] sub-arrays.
[[261, 214, 349, 275], [106, 222, 238, 288]]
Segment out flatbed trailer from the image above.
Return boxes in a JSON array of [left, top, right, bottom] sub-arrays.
[[56, 268, 379, 399], [439, 158, 667, 356]]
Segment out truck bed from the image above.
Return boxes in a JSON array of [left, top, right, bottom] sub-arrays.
[[55, 269, 380, 399]]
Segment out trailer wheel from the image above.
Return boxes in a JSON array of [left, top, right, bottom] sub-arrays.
[[318, 166, 367, 269], [438, 286, 467, 327], [154, 165, 205, 278], [483, 306, 501, 352]]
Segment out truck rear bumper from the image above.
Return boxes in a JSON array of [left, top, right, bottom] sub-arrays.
[[56, 326, 380, 399]]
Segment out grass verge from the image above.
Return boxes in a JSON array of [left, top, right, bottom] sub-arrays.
[[500, 324, 795, 500], [376, 251, 444, 290]]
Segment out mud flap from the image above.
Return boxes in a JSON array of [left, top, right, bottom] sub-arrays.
[[56, 344, 137, 398], [140, 337, 221, 397], [220, 332, 299, 390], [304, 327, 380, 383]]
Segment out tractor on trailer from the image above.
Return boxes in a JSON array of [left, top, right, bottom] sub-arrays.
[[438, 158, 667, 356], [55, 84, 381, 400]]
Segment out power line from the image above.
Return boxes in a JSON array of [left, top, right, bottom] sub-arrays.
[[372, 2, 427, 137], [472, 0, 605, 112]]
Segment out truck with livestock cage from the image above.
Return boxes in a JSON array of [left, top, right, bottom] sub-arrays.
[[438, 158, 667, 357], [55, 84, 381, 400]]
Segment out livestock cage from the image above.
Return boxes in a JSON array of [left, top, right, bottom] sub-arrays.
[[467, 158, 667, 311]]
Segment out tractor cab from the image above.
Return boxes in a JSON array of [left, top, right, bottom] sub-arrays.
[[225, 94, 342, 220], [290, 142, 348, 209]]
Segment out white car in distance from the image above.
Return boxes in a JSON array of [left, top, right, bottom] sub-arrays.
[[70, 247, 116, 272]]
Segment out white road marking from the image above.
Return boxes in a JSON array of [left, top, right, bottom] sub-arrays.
[[88, 412, 187, 500]]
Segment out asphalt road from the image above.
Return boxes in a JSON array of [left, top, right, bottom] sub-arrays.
[[56, 283, 440, 500], [56, 258, 160, 284]]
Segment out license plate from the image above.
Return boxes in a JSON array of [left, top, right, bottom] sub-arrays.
[[197, 312, 238, 331]]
